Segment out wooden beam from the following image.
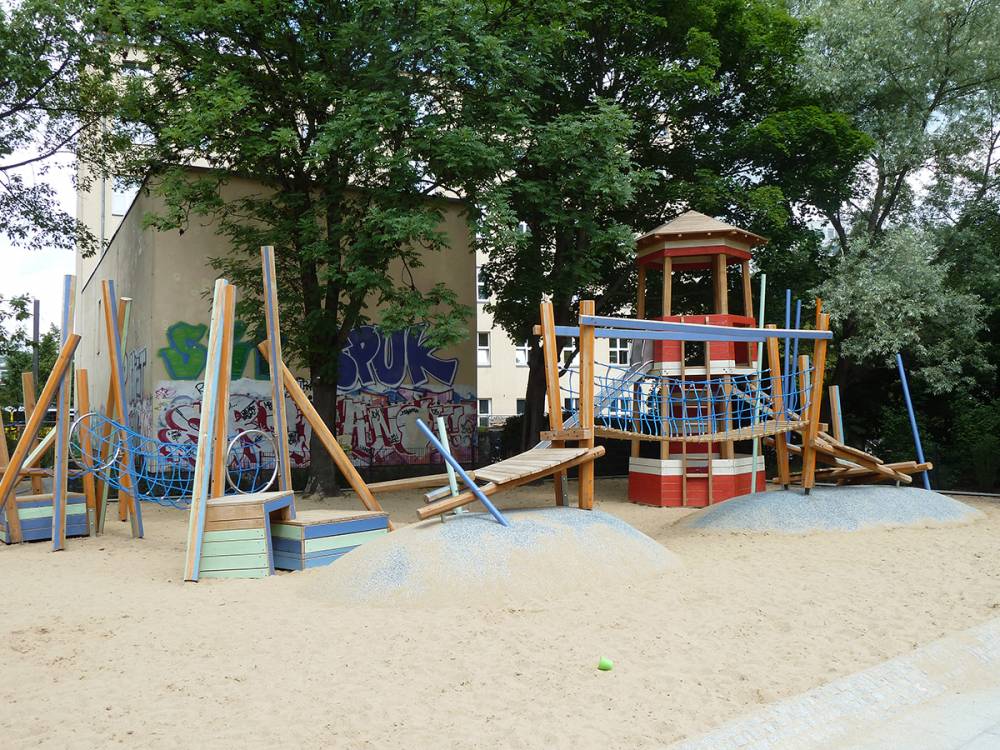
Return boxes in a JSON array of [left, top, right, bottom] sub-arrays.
[[539, 427, 593, 441], [261, 246, 293, 494], [51, 274, 76, 551], [101, 282, 142, 537], [19, 372, 41, 493], [185, 280, 230, 581], [765, 328, 790, 488], [741, 260, 753, 318], [256, 342, 390, 525], [829, 385, 844, 443], [95, 298, 129, 533], [577, 300, 596, 510], [210, 284, 236, 498], [368, 472, 476, 494], [417, 447, 605, 520], [801, 314, 830, 492], [539, 301, 566, 506], [662, 257, 672, 317], [0, 334, 80, 543], [713, 253, 728, 315], [75, 369, 97, 535]]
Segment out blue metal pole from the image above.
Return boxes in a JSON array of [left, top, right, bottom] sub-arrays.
[[416, 419, 510, 526], [895, 354, 932, 490], [783, 289, 792, 444], [790, 300, 803, 416]]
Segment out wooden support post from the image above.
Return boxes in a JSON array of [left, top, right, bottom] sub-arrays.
[[741, 261, 753, 318], [662, 257, 672, 317], [539, 301, 567, 506], [829, 385, 844, 443], [801, 314, 830, 493], [20, 372, 43, 494], [577, 300, 596, 510], [261, 246, 293, 495], [75, 369, 98, 535], [0, 390, 8, 469], [713, 254, 728, 315], [52, 274, 76, 551], [95, 298, 129, 533], [632, 266, 646, 459], [256, 342, 390, 524], [0, 335, 80, 543], [101, 282, 142, 538], [185, 280, 229, 581], [210, 284, 236, 498], [765, 327, 791, 488]]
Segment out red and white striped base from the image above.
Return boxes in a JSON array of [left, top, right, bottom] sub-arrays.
[[628, 454, 765, 507]]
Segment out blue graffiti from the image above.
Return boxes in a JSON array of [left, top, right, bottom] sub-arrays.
[[338, 326, 458, 392]]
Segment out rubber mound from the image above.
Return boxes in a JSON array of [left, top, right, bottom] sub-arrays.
[[302, 507, 681, 608], [679, 485, 983, 534]]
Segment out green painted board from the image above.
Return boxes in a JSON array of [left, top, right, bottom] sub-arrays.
[[304, 528, 387, 554], [201, 539, 267, 556], [198, 553, 270, 571], [270, 525, 305, 541], [16, 504, 86, 521], [202, 528, 266, 543], [199, 568, 270, 579]]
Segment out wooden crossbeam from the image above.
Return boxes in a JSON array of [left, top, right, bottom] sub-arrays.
[[595, 420, 807, 444], [367, 472, 476, 494]]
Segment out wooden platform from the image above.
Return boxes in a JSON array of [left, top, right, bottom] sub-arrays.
[[1, 493, 88, 544], [417, 446, 605, 521], [199, 490, 295, 579], [271, 509, 389, 571]]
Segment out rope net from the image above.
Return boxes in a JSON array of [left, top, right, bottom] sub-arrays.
[[70, 413, 278, 509], [561, 363, 814, 441]]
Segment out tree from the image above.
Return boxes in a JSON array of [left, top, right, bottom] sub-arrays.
[[93, 0, 514, 494], [0, 0, 105, 254], [0, 324, 59, 408], [480, 0, 869, 448]]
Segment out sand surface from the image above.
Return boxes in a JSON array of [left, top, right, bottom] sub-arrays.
[[3, 481, 1000, 749]]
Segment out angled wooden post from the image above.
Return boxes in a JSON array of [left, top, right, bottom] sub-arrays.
[[801, 314, 830, 493], [20, 372, 43, 493], [101, 282, 143, 537], [95, 297, 129, 533], [76, 369, 98, 534], [578, 300, 596, 510], [0, 335, 80, 543], [210, 284, 236, 498], [261, 246, 293, 496], [539, 301, 566, 506], [185, 280, 229, 581], [765, 326, 790, 488], [0, 396, 8, 469], [52, 274, 76, 551], [829, 385, 844, 443]]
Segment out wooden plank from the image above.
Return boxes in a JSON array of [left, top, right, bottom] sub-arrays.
[[261, 246, 293, 496], [539, 428, 592, 442], [257, 343, 389, 525], [713, 253, 728, 315], [205, 504, 265, 522], [203, 528, 266, 542], [184, 279, 230, 581], [829, 385, 844, 443], [199, 553, 270, 570], [366, 472, 475, 494], [201, 539, 267, 556], [200, 568, 270, 579], [741, 260, 753, 318], [101, 282, 143, 537], [52, 274, 76, 550], [75, 369, 98, 535], [662, 257, 672, 317], [210, 283, 237, 497], [0, 334, 80, 543], [417, 446, 605, 521], [204, 518, 266, 533], [766, 329, 791, 488], [19, 372, 40, 493], [95, 297, 129, 533], [301, 528, 387, 554]]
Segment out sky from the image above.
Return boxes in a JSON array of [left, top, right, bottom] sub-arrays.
[[0, 153, 77, 335]]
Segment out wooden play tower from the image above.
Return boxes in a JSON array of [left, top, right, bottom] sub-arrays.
[[629, 211, 769, 507]]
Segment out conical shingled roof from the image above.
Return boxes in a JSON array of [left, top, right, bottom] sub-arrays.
[[637, 210, 767, 248]]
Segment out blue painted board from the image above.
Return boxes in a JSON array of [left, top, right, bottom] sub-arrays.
[[301, 516, 388, 540], [273, 548, 353, 571]]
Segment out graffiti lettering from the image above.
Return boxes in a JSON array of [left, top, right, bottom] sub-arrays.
[[338, 326, 458, 392], [158, 320, 264, 380]]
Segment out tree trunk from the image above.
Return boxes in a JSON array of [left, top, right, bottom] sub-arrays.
[[520, 344, 550, 451], [304, 375, 342, 497]]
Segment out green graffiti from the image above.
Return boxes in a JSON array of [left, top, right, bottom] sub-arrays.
[[159, 320, 266, 380]]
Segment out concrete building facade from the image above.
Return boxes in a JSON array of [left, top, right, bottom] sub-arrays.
[[75, 172, 478, 468]]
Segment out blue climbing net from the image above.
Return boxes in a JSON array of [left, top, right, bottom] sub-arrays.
[[69, 413, 278, 509], [562, 362, 815, 440]]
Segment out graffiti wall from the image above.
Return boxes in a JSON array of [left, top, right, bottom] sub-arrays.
[[142, 321, 475, 467]]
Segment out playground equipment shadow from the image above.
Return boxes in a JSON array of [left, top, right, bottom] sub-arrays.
[[2, 480, 999, 749]]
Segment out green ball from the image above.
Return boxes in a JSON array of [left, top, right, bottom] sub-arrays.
[[598, 657, 613, 671]]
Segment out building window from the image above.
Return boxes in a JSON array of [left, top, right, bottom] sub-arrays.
[[515, 340, 529, 367], [609, 338, 630, 366], [563, 397, 579, 412], [516, 398, 526, 415], [477, 332, 491, 366], [561, 346, 577, 368], [476, 266, 489, 302], [478, 398, 492, 427]]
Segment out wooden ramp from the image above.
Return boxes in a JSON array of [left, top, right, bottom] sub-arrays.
[[417, 447, 605, 521]]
